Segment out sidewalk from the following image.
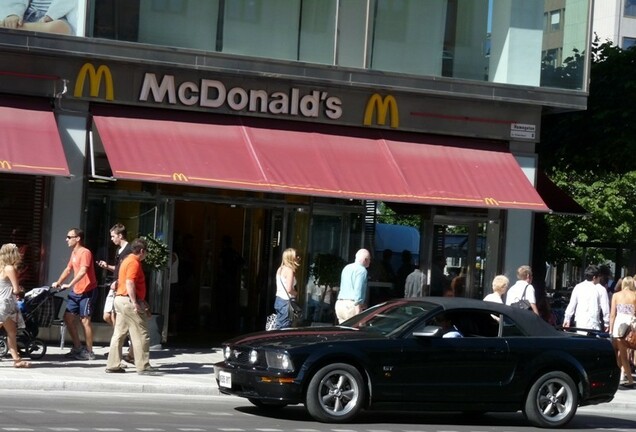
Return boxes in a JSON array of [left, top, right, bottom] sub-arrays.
[[1, 343, 636, 411], [0, 344, 224, 396]]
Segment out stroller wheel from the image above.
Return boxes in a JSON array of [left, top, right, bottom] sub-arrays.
[[24, 339, 47, 360], [0, 337, 8, 357]]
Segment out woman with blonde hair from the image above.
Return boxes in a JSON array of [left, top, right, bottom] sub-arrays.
[[484, 275, 509, 303], [0, 243, 30, 368], [273, 248, 300, 329], [609, 275, 636, 388]]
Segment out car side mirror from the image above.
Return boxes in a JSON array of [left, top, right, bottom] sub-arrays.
[[413, 325, 442, 338]]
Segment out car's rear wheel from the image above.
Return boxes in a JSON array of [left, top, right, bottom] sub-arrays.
[[524, 371, 578, 428], [306, 362, 365, 423], [248, 398, 287, 410]]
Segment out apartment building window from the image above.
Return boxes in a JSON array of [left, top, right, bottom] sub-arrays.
[[550, 10, 561, 31], [626, 0, 636, 17], [623, 37, 636, 49], [542, 48, 562, 67]]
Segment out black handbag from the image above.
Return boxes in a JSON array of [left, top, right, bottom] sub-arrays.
[[288, 299, 303, 319], [510, 284, 532, 310]]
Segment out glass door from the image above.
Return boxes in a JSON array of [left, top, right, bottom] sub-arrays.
[[431, 217, 489, 299]]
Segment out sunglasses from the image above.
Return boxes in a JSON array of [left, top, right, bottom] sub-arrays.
[[66, 235, 78, 240]]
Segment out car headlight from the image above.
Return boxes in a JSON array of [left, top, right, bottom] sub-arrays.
[[223, 346, 231, 360], [249, 349, 258, 364], [265, 351, 294, 371]]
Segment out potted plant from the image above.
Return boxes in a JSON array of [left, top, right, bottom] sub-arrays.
[[309, 253, 346, 323]]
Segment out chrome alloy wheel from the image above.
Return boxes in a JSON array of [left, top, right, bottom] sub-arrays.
[[317, 368, 360, 417]]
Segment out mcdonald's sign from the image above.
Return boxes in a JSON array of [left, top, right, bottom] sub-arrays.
[[74, 63, 114, 101], [363, 94, 399, 128], [484, 197, 500, 206], [172, 173, 189, 182], [0, 160, 12, 170]]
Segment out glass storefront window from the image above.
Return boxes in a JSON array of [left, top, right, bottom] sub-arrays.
[[85, 0, 590, 90]]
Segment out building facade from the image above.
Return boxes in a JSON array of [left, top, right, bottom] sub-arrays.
[[0, 0, 591, 344], [594, 0, 636, 48]]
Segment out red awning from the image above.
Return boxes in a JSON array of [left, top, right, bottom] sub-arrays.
[[0, 99, 70, 176], [93, 109, 547, 211], [536, 171, 587, 215]]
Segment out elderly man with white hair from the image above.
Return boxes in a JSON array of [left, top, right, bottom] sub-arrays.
[[335, 249, 371, 323]]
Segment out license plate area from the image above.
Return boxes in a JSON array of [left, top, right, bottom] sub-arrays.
[[219, 371, 232, 388]]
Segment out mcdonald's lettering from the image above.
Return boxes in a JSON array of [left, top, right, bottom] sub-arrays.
[[363, 94, 399, 128], [172, 173, 189, 182], [0, 160, 12, 170], [484, 197, 500, 206], [74, 63, 114, 101]]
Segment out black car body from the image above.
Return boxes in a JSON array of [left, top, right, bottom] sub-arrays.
[[214, 297, 619, 428]]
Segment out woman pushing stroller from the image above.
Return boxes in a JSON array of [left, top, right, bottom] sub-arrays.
[[0, 243, 31, 368]]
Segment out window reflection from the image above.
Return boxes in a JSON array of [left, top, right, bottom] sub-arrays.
[[83, 0, 590, 91]]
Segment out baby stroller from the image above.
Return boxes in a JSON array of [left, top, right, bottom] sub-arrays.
[[0, 286, 56, 359]]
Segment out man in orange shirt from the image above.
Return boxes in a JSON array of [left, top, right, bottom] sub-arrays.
[[51, 228, 98, 360], [105, 238, 155, 374]]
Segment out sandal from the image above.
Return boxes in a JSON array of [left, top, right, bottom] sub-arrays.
[[13, 360, 31, 368]]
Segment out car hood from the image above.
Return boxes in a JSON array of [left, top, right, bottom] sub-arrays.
[[223, 326, 382, 350]]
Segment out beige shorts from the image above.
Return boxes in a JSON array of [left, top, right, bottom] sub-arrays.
[[103, 290, 116, 314]]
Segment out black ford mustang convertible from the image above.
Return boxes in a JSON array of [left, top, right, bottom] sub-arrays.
[[214, 297, 619, 428]]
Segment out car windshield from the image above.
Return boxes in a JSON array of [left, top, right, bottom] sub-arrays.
[[339, 300, 436, 336]]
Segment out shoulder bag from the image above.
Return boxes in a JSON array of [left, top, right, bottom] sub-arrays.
[[280, 275, 303, 322], [279, 276, 303, 322], [622, 317, 636, 350], [510, 284, 532, 310]]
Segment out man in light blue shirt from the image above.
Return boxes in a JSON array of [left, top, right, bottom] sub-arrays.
[[335, 249, 371, 323]]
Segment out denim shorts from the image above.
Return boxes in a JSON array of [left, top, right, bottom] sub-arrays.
[[66, 289, 97, 318]]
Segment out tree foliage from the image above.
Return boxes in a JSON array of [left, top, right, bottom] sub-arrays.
[[539, 39, 636, 264], [376, 202, 420, 227]]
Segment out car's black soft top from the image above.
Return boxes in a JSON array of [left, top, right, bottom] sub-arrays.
[[391, 296, 565, 337]]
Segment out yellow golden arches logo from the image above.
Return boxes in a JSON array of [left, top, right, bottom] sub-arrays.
[[74, 63, 114, 101], [484, 197, 500, 206], [172, 173, 189, 182], [0, 160, 12, 170], [363, 94, 399, 128]]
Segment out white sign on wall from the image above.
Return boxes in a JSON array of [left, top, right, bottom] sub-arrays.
[[510, 123, 536, 140]]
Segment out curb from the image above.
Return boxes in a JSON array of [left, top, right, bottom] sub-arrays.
[[1, 378, 221, 396]]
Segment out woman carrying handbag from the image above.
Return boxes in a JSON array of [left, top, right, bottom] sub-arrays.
[[273, 248, 301, 330], [609, 276, 636, 389]]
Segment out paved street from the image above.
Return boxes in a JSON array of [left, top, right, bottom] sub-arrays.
[[0, 390, 634, 432], [1, 343, 635, 412]]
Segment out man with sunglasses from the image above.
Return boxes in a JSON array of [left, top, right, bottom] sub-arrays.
[[51, 228, 98, 360]]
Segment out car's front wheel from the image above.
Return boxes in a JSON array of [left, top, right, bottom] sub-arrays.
[[524, 371, 578, 428], [306, 362, 365, 423]]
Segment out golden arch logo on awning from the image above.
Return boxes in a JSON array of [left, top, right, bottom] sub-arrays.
[[0, 160, 12, 170], [484, 197, 500, 206], [74, 63, 114, 101], [363, 94, 399, 128], [172, 173, 189, 182]]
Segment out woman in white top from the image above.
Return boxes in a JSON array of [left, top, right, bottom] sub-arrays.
[[273, 248, 300, 329], [609, 276, 636, 388], [0, 243, 30, 368], [484, 275, 509, 304]]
